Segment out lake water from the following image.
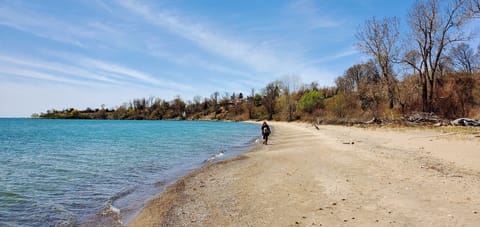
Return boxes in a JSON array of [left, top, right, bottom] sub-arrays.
[[0, 119, 259, 226]]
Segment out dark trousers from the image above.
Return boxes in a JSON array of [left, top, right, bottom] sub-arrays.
[[262, 133, 269, 144]]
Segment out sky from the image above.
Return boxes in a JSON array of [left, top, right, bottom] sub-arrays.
[[0, 0, 423, 117]]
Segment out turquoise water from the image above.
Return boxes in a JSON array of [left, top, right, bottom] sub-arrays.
[[0, 119, 259, 226]]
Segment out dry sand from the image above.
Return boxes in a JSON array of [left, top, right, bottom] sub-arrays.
[[129, 122, 480, 226]]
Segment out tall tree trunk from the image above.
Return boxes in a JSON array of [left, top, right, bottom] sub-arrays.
[[428, 77, 435, 112], [422, 74, 428, 112]]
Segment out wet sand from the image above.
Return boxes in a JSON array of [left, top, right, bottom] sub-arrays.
[[130, 122, 480, 226]]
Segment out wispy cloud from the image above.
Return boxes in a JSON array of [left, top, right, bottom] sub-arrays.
[[145, 41, 260, 83], [117, 0, 336, 83], [0, 2, 131, 49], [0, 3, 92, 47], [305, 48, 359, 66], [0, 53, 192, 92], [118, 0, 275, 69], [288, 0, 345, 29], [0, 54, 117, 84], [0, 65, 96, 86], [77, 57, 191, 90]]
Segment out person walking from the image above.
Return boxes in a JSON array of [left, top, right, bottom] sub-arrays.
[[261, 121, 271, 145]]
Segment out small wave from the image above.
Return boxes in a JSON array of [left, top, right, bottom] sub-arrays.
[[101, 204, 121, 218], [204, 150, 226, 163], [82, 204, 123, 227], [89, 187, 137, 226], [108, 187, 136, 204]]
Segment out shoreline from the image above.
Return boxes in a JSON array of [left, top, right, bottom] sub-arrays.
[[129, 121, 480, 226], [75, 121, 261, 226], [126, 121, 264, 226]]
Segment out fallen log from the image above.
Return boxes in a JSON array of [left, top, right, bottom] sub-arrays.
[[451, 118, 480, 127]]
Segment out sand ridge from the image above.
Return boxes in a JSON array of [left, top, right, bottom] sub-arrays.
[[130, 122, 480, 226]]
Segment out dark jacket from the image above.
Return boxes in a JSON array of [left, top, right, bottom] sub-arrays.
[[261, 124, 271, 135]]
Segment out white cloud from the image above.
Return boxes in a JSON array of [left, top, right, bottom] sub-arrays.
[[0, 4, 92, 47], [77, 57, 191, 90], [117, 0, 336, 84], [305, 47, 359, 66], [288, 0, 345, 29], [0, 65, 96, 86], [0, 2, 132, 49], [145, 42, 260, 84], [0, 52, 192, 92], [0, 54, 117, 84]]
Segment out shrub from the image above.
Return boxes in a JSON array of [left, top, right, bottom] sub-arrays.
[[297, 90, 324, 113]]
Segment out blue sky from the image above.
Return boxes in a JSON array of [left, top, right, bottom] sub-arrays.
[[0, 0, 420, 117]]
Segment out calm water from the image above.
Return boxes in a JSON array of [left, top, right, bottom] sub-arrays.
[[0, 119, 259, 226]]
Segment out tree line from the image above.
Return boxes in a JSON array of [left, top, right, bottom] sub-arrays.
[[39, 0, 480, 122]]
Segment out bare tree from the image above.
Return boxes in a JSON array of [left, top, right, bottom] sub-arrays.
[[336, 61, 384, 117], [356, 16, 400, 109], [467, 0, 480, 16], [192, 95, 203, 113], [170, 95, 186, 119], [403, 0, 471, 112], [262, 81, 281, 120], [476, 44, 480, 72], [449, 42, 477, 73], [245, 88, 256, 119], [279, 75, 301, 121], [210, 91, 219, 118]]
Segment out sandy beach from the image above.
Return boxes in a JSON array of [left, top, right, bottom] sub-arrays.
[[130, 122, 480, 226]]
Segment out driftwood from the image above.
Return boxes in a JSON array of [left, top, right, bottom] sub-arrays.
[[404, 112, 441, 123], [451, 118, 480, 127], [404, 113, 480, 127], [365, 117, 382, 124]]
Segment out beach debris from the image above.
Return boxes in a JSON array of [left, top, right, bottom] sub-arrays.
[[365, 117, 382, 124], [404, 112, 441, 123], [451, 118, 480, 127]]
